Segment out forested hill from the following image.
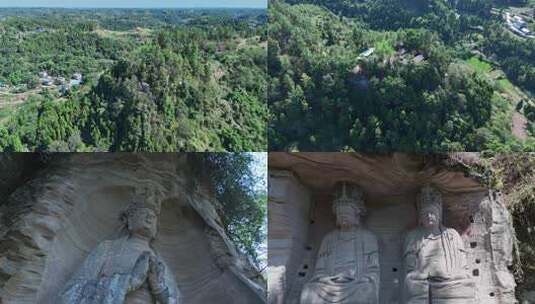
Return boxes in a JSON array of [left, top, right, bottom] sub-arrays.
[[83, 28, 267, 151], [269, 0, 535, 152], [0, 8, 267, 31], [0, 9, 267, 152], [278, 0, 535, 94], [281, 0, 527, 29]]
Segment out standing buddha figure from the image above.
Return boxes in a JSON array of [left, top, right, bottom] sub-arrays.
[[60, 188, 179, 304]]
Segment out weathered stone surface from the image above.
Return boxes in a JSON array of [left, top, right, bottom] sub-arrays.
[[0, 153, 265, 304], [60, 188, 179, 304], [268, 170, 311, 304], [268, 153, 517, 304], [268, 153, 485, 195], [300, 182, 379, 304], [521, 291, 535, 304], [403, 185, 475, 304]]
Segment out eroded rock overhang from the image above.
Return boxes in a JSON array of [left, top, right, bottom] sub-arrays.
[[268, 152, 516, 304], [0, 153, 266, 304]]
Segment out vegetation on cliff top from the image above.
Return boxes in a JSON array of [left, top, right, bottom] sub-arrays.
[[490, 153, 535, 296], [269, 0, 535, 152], [190, 152, 267, 269], [459, 152, 535, 298]]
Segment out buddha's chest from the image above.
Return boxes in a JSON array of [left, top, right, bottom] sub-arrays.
[[99, 242, 153, 276], [125, 286, 155, 304], [333, 238, 357, 265], [418, 236, 453, 274]]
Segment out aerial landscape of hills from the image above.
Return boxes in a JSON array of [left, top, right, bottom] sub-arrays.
[[1, 1, 535, 303], [1, 1, 535, 152], [0, 8, 267, 151], [269, 0, 535, 151]]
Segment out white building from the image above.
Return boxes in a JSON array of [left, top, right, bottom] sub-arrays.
[[70, 73, 83, 86], [505, 13, 533, 38], [40, 77, 53, 86], [358, 48, 375, 59]]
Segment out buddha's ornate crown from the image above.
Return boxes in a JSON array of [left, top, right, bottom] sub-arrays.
[[332, 181, 366, 215], [120, 187, 161, 222], [417, 184, 443, 215]]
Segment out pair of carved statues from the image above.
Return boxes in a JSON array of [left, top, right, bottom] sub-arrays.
[[300, 183, 475, 304], [60, 189, 179, 304]]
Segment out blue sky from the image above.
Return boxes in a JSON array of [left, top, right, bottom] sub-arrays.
[[250, 152, 267, 271], [251, 152, 267, 193], [0, 0, 266, 8]]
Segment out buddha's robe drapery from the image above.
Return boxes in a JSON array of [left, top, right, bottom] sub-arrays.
[[300, 228, 380, 304], [403, 227, 475, 304], [60, 236, 179, 304]]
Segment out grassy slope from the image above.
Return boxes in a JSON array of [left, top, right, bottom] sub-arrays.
[[464, 55, 534, 148]]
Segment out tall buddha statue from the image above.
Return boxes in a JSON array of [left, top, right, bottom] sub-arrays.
[[403, 185, 475, 304], [60, 188, 179, 304], [300, 182, 380, 304]]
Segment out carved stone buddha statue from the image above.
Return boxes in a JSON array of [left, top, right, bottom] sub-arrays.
[[403, 185, 475, 304], [60, 189, 179, 304], [300, 182, 380, 304]]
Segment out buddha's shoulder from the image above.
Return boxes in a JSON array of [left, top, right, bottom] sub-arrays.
[[358, 228, 378, 239], [322, 230, 338, 240], [94, 237, 125, 250], [94, 239, 115, 250], [443, 227, 462, 238], [404, 227, 462, 241], [323, 228, 377, 239], [404, 228, 424, 242], [83, 239, 114, 258]]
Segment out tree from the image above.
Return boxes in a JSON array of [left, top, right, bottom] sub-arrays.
[[0, 127, 24, 152], [189, 153, 266, 267]]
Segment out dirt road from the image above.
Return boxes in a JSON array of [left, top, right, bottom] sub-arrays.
[[512, 111, 528, 140]]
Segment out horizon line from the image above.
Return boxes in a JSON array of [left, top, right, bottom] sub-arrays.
[[0, 5, 266, 9]]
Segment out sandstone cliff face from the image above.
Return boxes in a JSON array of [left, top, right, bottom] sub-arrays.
[[0, 153, 265, 304], [483, 154, 535, 304], [268, 153, 517, 304]]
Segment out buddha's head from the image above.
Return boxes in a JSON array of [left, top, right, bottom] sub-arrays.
[[332, 182, 366, 228], [417, 185, 443, 229], [121, 188, 161, 240]]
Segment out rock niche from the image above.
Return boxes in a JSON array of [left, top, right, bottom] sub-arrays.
[[0, 153, 266, 304], [268, 153, 516, 304]]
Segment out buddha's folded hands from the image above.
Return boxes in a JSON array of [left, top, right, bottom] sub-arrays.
[[428, 275, 451, 282], [330, 275, 355, 283], [148, 255, 166, 292], [129, 251, 151, 289]]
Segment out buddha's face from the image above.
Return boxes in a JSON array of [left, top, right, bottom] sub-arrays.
[[419, 206, 440, 229], [335, 204, 361, 228], [127, 208, 158, 239]]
